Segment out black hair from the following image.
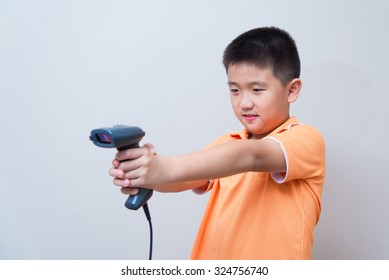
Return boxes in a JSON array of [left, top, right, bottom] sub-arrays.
[[223, 27, 300, 85]]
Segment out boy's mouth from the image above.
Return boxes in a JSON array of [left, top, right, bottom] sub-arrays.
[[243, 114, 258, 122]]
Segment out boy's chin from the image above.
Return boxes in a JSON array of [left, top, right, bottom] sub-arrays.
[[245, 128, 270, 140]]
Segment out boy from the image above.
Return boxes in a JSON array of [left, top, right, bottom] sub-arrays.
[[109, 27, 326, 259]]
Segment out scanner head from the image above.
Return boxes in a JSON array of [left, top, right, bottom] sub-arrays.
[[89, 125, 145, 150]]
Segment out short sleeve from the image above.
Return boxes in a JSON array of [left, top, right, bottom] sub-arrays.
[[192, 180, 214, 194], [266, 125, 325, 183]]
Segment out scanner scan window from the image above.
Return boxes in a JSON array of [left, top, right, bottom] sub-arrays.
[[96, 133, 112, 144]]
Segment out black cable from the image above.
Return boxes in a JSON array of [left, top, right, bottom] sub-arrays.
[[142, 203, 153, 260]]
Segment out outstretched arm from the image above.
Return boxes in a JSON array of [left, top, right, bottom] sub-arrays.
[[109, 138, 286, 193]]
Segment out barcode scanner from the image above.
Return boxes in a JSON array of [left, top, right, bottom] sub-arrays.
[[89, 125, 153, 210], [89, 125, 154, 260]]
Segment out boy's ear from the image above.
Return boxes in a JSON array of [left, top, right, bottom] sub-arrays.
[[287, 78, 302, 103]]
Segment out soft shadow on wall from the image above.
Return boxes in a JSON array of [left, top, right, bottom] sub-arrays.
[[296, 61, 389, 259]]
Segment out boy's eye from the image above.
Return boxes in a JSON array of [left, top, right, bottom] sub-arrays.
[[230, 88, 240, 95], [252, 88, 265, 94]]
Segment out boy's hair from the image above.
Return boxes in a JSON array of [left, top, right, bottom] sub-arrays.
[[223, 26, 300, 85]]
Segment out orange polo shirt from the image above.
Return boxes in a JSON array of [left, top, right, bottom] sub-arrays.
[[190, 117, 325, 259]]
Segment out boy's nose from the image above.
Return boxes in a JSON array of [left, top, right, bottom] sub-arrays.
[[240, 93, 254, 109]]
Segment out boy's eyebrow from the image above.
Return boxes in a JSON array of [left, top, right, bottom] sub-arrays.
[[227, 81, 268, 87]]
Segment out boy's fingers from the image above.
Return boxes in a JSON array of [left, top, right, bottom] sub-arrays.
[[122, 177, 148, 189], [118, 160, 142, 174], [113, 178, 131, 187], [114, 177, 148, 189], [143, 143, 157, 154], [115, 148, 145, 162], [109, 167, 124, 178], [121, 187, 139, 195], [112, 159, 120, 168]]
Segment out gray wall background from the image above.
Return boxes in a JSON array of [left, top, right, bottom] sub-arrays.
[[1, 0, 388, 259]]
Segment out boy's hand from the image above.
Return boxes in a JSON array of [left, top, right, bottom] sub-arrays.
[[109, 143, 158, 195]]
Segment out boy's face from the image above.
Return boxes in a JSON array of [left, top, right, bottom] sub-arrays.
[[227, 63, 300, 139]]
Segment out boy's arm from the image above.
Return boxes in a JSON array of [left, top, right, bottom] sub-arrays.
[[145, 180, 210, 193], [111, 138, 285, 193]]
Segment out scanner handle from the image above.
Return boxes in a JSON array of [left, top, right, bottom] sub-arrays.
[[117, 143, 153, 210]]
